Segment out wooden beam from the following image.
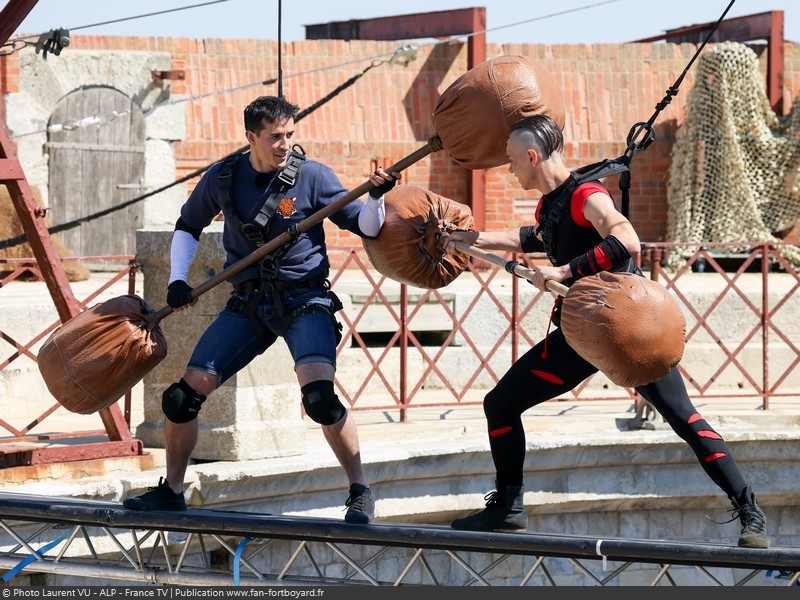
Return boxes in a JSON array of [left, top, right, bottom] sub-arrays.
[[305, 7, 485, 41]]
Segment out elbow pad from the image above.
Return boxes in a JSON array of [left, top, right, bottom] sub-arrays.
[[520, 226, 545, 253]]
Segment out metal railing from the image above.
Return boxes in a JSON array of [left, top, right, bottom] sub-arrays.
[[644, 242, 800, 409], [329, 241, 800, 413]]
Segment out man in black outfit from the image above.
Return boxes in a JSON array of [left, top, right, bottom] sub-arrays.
[[442, 114, 769, 549]]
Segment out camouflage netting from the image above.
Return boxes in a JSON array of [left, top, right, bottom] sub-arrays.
[[666, 41, 800, 271]]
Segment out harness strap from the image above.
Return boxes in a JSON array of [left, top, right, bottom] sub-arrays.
[[229, 273, 342, 346], [574, 156, 631, 218], [280, 286, 343, 345], [536, 157, 631, 267], [226, 285, 271, 341], [254, 149, 306, 229], [261, 271, 328, 292], [541, 297, 562, 360], [218, 152, 240, 222], [536, 178, 576, 266], [218, 146, 307, 247]]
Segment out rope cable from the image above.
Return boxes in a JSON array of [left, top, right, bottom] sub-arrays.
[[2, 0, 671, 249], [0, 63, 381, 250]]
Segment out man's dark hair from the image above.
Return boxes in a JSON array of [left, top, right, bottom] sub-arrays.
[[244, 95, 300, 133], [509, 114, 564, 159]]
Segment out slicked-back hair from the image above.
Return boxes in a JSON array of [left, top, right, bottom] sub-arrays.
[[244, 95, 300, 133], [508, 115, 564, 160]]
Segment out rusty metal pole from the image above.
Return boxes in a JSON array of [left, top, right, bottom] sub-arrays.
[[0, 0, 132, 442]]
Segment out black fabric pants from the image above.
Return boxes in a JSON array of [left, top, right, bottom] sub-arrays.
[[483, 327, 748, 497]]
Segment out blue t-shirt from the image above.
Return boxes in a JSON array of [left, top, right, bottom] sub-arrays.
[[181, 152, 365, 285]]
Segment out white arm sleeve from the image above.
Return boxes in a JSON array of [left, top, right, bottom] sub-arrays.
[[169, 229, 200, 284], [358, 196, 385, 238]]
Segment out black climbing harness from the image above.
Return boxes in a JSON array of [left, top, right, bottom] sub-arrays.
[[218, 143, 343, 343], [218, 143, 307, 248], [226, 273, 344, 347], [536, 157, 631, 267]]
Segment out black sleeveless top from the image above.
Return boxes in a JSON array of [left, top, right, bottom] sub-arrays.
[[520, 174, 638, 285]]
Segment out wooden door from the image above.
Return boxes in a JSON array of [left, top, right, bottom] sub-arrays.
[[47, 87, 145, 260]]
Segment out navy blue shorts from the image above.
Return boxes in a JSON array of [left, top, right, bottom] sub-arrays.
[[187, 287, 339, 385]]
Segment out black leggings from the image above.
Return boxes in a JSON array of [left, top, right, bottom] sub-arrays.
[[484, 327, 748, 497]]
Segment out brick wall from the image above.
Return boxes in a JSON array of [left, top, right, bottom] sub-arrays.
[[4, 35, 799, 247]]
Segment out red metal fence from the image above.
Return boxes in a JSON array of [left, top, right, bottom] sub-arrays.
[[328, 241, 800, 413], [1, 242, 798, 456]]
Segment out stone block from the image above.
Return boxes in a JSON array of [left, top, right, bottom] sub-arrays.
[[135, 230, 306, 461]]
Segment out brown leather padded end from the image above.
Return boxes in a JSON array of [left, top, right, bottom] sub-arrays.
[[560, 272, 686, 388], [362, 186, 475, 289], [38, 295, 168, 414], [433, 55, 566, 170]]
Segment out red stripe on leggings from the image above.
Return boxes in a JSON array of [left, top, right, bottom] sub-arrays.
[[698, 430, 722, 440], [531, 369, 564, 384], [490, 426, 512, 437], [705, 452, 727, 462], [687, 413, 702, 424]]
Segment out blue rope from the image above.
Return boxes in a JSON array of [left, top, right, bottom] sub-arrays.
[[233, 536, 253, 586], [2, 534, 67, 583]]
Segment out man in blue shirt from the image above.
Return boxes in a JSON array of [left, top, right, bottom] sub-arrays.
[[123, 95, 399, 524]]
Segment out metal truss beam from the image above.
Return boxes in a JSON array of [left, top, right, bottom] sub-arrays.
[[0, 493, 798, 586]]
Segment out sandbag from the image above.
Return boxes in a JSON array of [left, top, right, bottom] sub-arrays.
[[38, 295, 168, 414], [363, 185, 474, 289], [433, 55, 566, 170], [560, 272, 686, 388]]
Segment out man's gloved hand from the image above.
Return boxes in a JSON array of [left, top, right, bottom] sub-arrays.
[[369, 171, 399, 199], [167, 280, 195, 309]]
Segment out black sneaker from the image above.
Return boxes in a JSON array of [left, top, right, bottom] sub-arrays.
[[729, 487, 769, 549], [344, 484, 374, 524], [451, 489, 528, 532], [123, 477, 187, 511]]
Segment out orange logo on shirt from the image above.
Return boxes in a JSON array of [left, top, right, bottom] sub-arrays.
[[277, 197, 296, 217]]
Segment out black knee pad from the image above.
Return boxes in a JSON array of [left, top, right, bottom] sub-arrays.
[[162, 378, 206, 423], [301, 380, 345, 425]]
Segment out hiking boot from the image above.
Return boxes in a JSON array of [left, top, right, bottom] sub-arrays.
[[123, 477, 187, 511], [451, 483, 527, 532], [344, 483, 375, 524], [729, 486, 769, 549]]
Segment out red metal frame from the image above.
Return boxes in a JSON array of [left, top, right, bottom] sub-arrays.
[[2, 244, 799, 457], [632, 11, 785, 114], [328, 242, 800, 416], [0, 1, 139, 465]]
